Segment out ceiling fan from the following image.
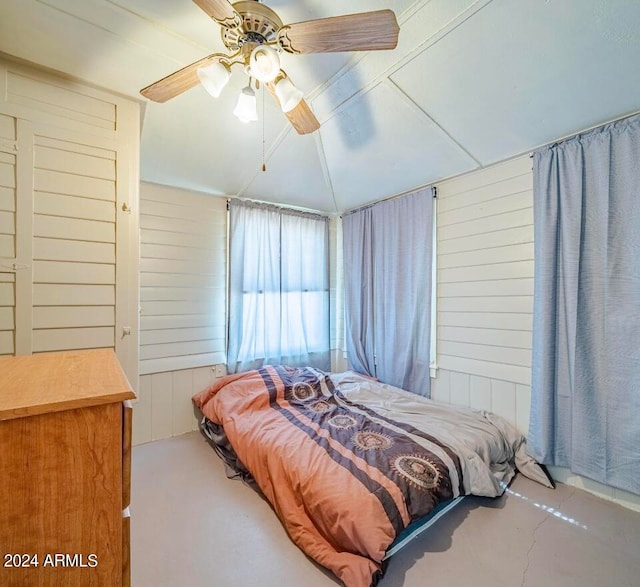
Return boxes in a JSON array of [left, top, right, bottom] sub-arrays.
[[140, 0, 400, 134]]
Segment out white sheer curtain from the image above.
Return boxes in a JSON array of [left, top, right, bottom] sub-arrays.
[[227, 199, 330, 374]]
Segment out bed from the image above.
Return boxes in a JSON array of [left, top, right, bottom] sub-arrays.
[[192, 365, 552, 587]]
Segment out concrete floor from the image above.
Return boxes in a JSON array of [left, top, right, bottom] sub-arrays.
[[131, 432, 640, 587]]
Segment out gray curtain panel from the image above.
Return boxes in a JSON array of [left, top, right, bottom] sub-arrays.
[[227, 199, 330, 374], [343, 189, 434, 396], [529, 114, 640, 495], [342, 206, 376, 377]]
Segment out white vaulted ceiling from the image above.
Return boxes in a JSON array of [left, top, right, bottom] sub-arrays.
[[1, 0, 640, 213]]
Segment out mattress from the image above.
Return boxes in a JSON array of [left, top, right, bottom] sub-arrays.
[[193, 366, 552, 587]]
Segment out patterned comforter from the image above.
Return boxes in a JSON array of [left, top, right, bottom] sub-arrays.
[[193, 366, 551, 587]]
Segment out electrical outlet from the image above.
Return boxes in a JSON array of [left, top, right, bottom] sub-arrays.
[[214, 364, 226, 378]]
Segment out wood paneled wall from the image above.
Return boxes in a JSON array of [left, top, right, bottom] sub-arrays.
[[132, 364, 225, 445], [434, 155, 534, 387], [139, 183, 226, 375]]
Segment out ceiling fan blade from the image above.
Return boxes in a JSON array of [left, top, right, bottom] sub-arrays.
[[277, 9, 399, 54], [141, 54, 226, 103], [266, 80, 320, 135], [192, 0, 242, 29]]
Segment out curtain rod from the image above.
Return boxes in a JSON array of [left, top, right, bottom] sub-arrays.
[[342, 185, 436, 218], [226, 197, 329, 220], [530, 109, 640, 158]]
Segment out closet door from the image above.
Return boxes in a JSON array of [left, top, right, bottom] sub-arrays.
[[0, 113, 16, 356], [0, 59, 140, 386], [32, 132, 117, 355]]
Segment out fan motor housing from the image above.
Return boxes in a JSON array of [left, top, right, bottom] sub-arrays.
[[222, 1, 283, 50]]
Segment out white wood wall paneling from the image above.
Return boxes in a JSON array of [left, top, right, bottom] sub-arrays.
[[432, 368, 526, 430], [141, 353, 225, 376], [436, 155, 532, 197], [439, 279, 534, 297], [468, 375, 491, 411], [439, 340, 531, 368], [437, 173, 532, 213], [439, 209, 533, 241], [439, 225, 535, 256], [140, 326, 225, 345], [435, 155, 535, 399], [439, 326, 531, 349], [140, 339, 224, 361], [140, 286, 223, 302], [5, 70, 116, 136], [141, 314, 220, 330], [132, 365, 226, 446], [439, 311, 532, 331], [439, 296, 533, 313], [139, 183, 227, 376], [439, 261, 534, 283], [140, 214, 223, 235], [438, 191, 532, 227], [439, 243, 533, 269], [141, 272, 218, 289]]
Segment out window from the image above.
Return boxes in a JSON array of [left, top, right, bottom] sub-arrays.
[[227, 199, 330, 373]]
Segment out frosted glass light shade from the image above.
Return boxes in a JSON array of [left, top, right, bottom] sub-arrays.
[[197, 61, 230, 98], [275, 77, 303, 113], [233, 86, 258, 123], [249, 46, 280, 82]]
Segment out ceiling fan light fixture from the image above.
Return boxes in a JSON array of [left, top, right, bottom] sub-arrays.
[[233, 85, 258, 123], [249, 45, 280, 82], [197, 61, 231, 98], [275, 77, 303, 113]]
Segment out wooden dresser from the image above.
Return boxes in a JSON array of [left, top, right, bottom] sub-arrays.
[[0, 349, 135, 587]]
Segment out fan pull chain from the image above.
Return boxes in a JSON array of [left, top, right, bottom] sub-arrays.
[[262, 85, 266, 172]]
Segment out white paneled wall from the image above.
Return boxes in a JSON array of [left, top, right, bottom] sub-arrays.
[[134, 183, 229, 445], [430, 154, 640, 512], [139, 183, 226, 375], [434, 155, 534, 387], [133, 365, 227, 445]]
